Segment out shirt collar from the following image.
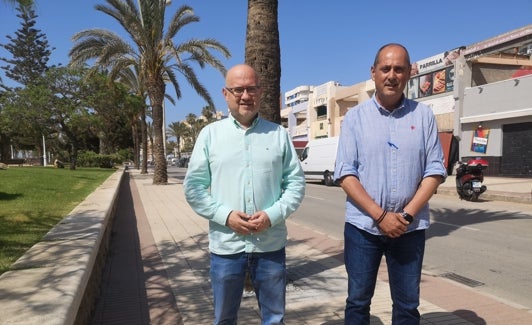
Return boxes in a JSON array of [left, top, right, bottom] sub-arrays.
[[229, 113, 260, 130], [371, 94, 407, 115]]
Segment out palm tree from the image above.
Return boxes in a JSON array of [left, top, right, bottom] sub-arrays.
[[3, 0, 33, 6], [245, 0, 281, 124], [69, 0, 230, 184], [115, 65, 149, 173], [167, 120, 188, 159], [201, 105, 217, 123], [185, 113, 206, 145]]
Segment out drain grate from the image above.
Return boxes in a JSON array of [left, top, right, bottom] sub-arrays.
[[440, 272, 485, 287]]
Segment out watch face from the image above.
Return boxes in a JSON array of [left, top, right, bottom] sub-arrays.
[[402, 212, 413, 223]]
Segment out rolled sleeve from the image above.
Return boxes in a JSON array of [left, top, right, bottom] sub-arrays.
[[334, 162, 359, 182], [423, 112, 448, 181], [334, 111, 360, 183]]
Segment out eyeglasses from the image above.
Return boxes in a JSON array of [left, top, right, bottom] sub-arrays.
[[225, 86, 261, 96]]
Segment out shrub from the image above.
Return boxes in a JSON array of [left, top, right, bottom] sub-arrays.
[[77, 151, 119, 168]]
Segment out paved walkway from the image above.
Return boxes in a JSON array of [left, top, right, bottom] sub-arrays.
[[91, 168, 532, 325]]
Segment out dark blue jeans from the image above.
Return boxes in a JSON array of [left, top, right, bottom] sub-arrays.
[[210, 248, 286, 325], [344, 223, 425, 325]]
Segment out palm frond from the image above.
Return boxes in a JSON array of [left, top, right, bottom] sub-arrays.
[[165, 5, 198, 40]]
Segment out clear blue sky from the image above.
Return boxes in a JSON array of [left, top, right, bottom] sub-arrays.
[[1, 0, 531, 125]]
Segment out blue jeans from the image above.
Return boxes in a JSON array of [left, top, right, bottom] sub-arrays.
[[344, 223, 425, 325], [210, 248, 286, 325]]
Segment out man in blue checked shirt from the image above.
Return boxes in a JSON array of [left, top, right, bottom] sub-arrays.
[[334, 44, 447, 325], [184, 64, 305, 325]]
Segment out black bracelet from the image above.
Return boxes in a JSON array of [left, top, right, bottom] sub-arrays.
[[376, 210, 387, 224]]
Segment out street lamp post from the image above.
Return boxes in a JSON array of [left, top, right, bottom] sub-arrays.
[[42, 135, 47, 166]]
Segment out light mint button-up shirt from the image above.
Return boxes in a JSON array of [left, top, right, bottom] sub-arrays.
[[184, 114, 305, 255]]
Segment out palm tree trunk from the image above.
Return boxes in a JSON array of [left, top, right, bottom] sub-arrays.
[[245, 0, 281, 124], [147, 79, 168, 184], [131, 122, 140, 169], [141, 110, 148, 174]]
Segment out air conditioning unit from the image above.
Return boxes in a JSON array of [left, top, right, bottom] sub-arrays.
[[519, 44, 532, 55]]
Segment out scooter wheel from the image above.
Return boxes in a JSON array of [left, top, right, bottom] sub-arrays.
[[471, 192, 479, 202], [462, 183, 474, 201]]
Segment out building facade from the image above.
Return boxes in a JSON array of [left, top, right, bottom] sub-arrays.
[[281, 24, 532, 177]]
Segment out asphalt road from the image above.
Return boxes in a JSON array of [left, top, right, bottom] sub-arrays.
[[290, 181, 532, 310]]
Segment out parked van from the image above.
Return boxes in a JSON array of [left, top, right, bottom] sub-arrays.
[[299, 137, 339, 186]]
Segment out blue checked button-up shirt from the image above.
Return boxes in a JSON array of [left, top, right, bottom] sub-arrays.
[[334, 96, 447, 235], [184, 114, 305, 255]]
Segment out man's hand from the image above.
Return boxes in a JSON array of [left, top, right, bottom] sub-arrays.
[[378, 212, 410, 238], [226, 211, 255, 235], [248, 211, 271, 233]]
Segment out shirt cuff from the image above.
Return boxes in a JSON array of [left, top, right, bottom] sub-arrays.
[[264, 206, 281, 227], [213, 206, 233, 226]]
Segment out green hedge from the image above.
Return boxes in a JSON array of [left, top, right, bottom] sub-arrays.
[[77, 150, 129, 168]]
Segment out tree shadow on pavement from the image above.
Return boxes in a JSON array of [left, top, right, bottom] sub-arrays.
[[421, 310, 486, 325], [427, 207, 532, 240]]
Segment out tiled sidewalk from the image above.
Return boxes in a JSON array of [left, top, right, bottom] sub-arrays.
[[91, 169, 532, 324]]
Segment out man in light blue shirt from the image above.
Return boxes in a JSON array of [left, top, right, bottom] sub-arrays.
[[184, 64, 305, 325], [334, 44, 447, 324]]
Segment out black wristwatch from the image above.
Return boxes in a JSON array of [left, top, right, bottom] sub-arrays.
[[400, 211, 414, 223]]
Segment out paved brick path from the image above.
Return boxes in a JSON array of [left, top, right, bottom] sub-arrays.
[[90, 169, 532, 324]]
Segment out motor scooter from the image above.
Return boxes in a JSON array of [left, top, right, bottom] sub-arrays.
[[455, 158, 488, 202]]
